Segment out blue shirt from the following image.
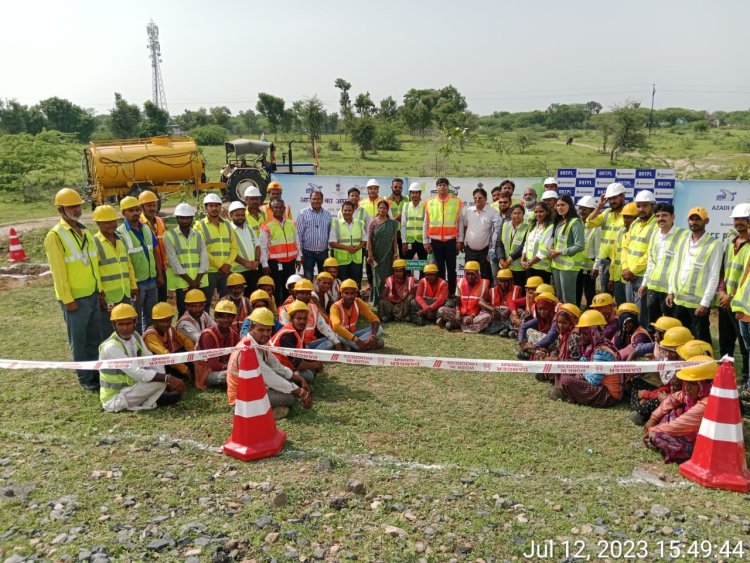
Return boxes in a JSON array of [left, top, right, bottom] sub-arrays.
[[296, 207, 332, 253]]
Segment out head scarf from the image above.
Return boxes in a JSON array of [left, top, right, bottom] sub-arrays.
[[555, 310, 576, 360], [614, 311, 638, 349], [684, 379, 713, 412], [535, 298, 557, 333]]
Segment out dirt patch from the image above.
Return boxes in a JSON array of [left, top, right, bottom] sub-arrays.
[[0, 263, 51, 291]]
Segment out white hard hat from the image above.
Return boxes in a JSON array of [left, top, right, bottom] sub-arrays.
[[577, 196, 597, 209], [203, 193, 222, 205], [286, 274, 303, 288], [408, 182, 422, 192], [228, 201, 246, 214], [730, 203, 750, 219], [243, 186, 261, 198], [604, 182, 627, 198], [543, 177, 558, 186], [542, 190, 559, 200], [634, 190, 656, 204], [174, 203, 196, 217], [366, 179, 380, 188]]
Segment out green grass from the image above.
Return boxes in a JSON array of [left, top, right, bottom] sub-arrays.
[[1, 279, 749, 561]]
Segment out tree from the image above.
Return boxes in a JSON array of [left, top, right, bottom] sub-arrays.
[[210, 106, 232, 129], [256, 93, 286, 134], [354, 92, 376, 117], [137, 100, 170, 137], [378, 96, 399, 121], [609, 101, 648, 162], [36, 97, 95, 141], [292, 96, 327, 141], [334, 78, 354, 137], [110, 93, 141, 138], [0, 100, 33, 134], [545, 103, 589, 129], [351, 116, 376, 158], [585, 101, 603, 115], [174, 107, 210, 131], [238, 109, 260, 133]]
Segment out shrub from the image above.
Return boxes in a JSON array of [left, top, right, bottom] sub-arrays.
[[328, 140, 342, 151], [188, 125, 231, 145]]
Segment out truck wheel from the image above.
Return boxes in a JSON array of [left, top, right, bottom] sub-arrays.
[[225, 168, 269, 202]]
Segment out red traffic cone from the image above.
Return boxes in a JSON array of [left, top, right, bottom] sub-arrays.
[[679, 358, 750, 492], [223, 344, 286, 461], [7, 228, 28, 262]]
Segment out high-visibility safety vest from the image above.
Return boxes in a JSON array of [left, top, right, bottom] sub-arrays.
[[384, 275, 415, 298], [117, 223, 157, 282], [419, 277, 447, 299], [140, 214, 167, 270], [197, 218, 233, 273], [387, 197, 407, 220], [724, 237, 750, 295], [672, 234, 721, 308], [261, 218, 299, 262], [269, 324, 303, 370], [231, 224, 256, 273], [261, 202, 292, 221], [623, 215, 656, 276], [580, 226, 599, 271], [425, 196, 462, 241], [524, 223, 553, 272], [94, 232, 130, 304], [731, 262, 750, 315], [403, 201, 425, 243], [331, 299, 360, 332], [500, 221, 529, 271], [551, 217, 587, 271], [98, 333, 145, 404], [645, 227, 687, 293], [244, 210, 266, 238], [360, 197, 387, 218], [458, 278, 489, 316], [610, 228, 629, 283], [49, 222, 99, 300], [489, 284, 521, 308], [332, 218, 364, 265], [280, 301, 320, 343], [587, 208, 624, 261], [165, 228, 208, 290]]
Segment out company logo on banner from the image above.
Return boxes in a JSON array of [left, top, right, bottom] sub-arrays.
[[557, 168, 675, 203], [673, 180, 750, 240]]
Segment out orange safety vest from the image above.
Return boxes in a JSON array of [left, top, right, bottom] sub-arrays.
[[489, 284, 521, 308], [280, 301, 320, 343], [458, 278, 489, 315], [142, 326, 183, 354], [221, 296, 251, 334], [418, 277, 447, 299], [426, 196, 462, 241], [331, 299, 360, 332], [262, 218, 299, 262], [269, 323, 303, 370], [141, 214, 167, 269], [384, 275, 415, 299]]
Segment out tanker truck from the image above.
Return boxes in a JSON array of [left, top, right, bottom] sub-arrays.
[[84, 135, 225, 209]]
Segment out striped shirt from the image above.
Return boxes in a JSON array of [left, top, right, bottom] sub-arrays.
[[296, 207, 332, 252]]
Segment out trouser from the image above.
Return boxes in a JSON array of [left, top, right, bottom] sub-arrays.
[[206, 371, 227, 386], [339, 326, 384, 351], [613, 281, 626, 306], [647, 289, 673, 324], [157, 279, 167, 303], [599, 258, 611, 294], [268, 260, 298, 304], [302, 249, 328, 281], [437, 307, 492, 333], [59, 293, 102, 390], [529, 268, 551, 284], [365, 250, 373, 285], [99, 297, 132, 342], [432, 239, 458, 294], [738, 320, 750, 384], [135, 279, 158, 334], [240, 268, 260, 297], [308, 337, 335, 351], [511, 269, 526, 289], [205, 271, 229, 304], [552, 268, 579, 304], [378, 298, 414, 321], [339, 261, 364, 288], [577, 270, 596, 308], [411, 298, 438, 325], [101, 381, 167, 413], [298, 369, 315, 383], [465, 245, 491, 283], [675, 304, 712, 345], [719, 307, 749, 376], [267, 389, 295, 408], [626, 276, 647, 327]]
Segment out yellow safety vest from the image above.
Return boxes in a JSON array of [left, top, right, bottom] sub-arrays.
[[231, 224, 256, 273], [333, 218, 364, 265], [500, 221, 529, 271], [117, 223, 157, 283], [588, 208, 624, 261], [198, 218, 233, 273], [403, 201, 425, 243], [610, 228, 628, 283], [262, 218, 299, 262], [673, 234, 721, 308], [731, 263, 750, 315], [49, 222, 99, 300], [244, 211, 266, 238], [524, 223, 553, 272], [360, 197, 386, 218], [623, 215, 656, 276], [580, 226, 598, 271], [165, 228, 208, 290], [551, 217, 587, 271], [94, 232, 130, 304], [646, 227, 687, 293], [724, 238, 750, 295], [98, 333, 145, 404]]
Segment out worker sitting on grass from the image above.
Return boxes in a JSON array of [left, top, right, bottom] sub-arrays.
[[410, 263, 448, 325], [176, 289, 216, 345], [257, 275, 279, 316], [330, 279, 384, 352], [220, 273, 251, 334], [436, 261, 491, 333], [142, 302, 195, 381], [240, 289, 283, 337], [195, 300, 240, 388], [378, 259, 416, 323], [270, 300, 325, 382], [279, 279, 342, 350], [99, 303, 184, 413], [480, 269, 522, 337], [228, 308, 312, 420]]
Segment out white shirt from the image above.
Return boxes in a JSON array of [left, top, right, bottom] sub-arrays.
[[641, 225, 675, 288], [671, 232, 722, 308], [231, 222, 257, 261], [246, 334, 298, 394], [457, 205, 498, 250], [259, 218, 302, 267], [99, 333, 164, 382]]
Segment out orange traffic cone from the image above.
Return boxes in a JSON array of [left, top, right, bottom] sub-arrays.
[[679, 358, 750, 492], [223, 344, 286, 461], [7, 228, 28, 262]]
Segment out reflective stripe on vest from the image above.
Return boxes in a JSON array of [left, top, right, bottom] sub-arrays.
[[232, 225, 255, 272], [384, 276, 415, 298], [673, 235, 720, 308], [597, 209, 624, 261], [579, 227, 597, 270], [725, 239, 750, 295], [426, 197, 461, 241], [419, 278, 447, 299], [524, 223, 553, 272], [198, 218, 232, 272], [731, 263, 750, 315], [646, 227, 686, 293], [263, 219, 299, 262], [332, 300, 360, 332], [333, 219, 364, 265], [98, 334, 144, 404], [501, 221, 529, 271], [51, 223, 98, 299], [165, 229, 204, 290], [118, 223, 156, 282], [624, 216, 656, 274], [244, 211, 266, 238], [552, 218, 587, 271], [270, 324, 303, 370], [94, 235, 129, 303], [404, 202, 425, 243], [459, 278, 488, 315], [489, 284, 521, 308], [610, 229, 627, 282], [360, 197, 386, 218]]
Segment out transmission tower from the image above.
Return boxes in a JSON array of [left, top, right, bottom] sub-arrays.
[[146, 19, 168, 112]]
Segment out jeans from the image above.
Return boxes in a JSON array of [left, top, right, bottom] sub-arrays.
[[302, 249, 329, 281], [432, 239, 458, 294], [135, 279, 158, 334], [552, 268, 579, 304], [626, 276, 647, 327], [739, 320, 750, 383], [577, 270, 596, 308], [339, 326, 384, 351], [339, 261, 364, 288], [308, 337, 335, 351], [675, 304, 712, 346], [719, 307, 749, 376], [599, 258, 611, 294], [59, 292, 102, 389], [647, 289, 673, 324], [205, 271, 229, 304]]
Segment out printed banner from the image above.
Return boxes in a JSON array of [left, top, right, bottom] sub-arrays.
[[557, 168, 676, 203], [673, 180, 750, 241]]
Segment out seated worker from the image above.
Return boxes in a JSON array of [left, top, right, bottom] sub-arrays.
[[176, 289, 216, 345], [534, 303, 582, 366], [313, 271, 336, 313], [515, 276, 542, 325], [481, 269, 522, 336], [517, 292, 558, 359], [321, 256, 341, 303], [194, 300, 240, 388], [220, 273, 251, 334], [612, 302, 652, 358], [279, 279, 341, 350], [629, 326, 695, 426], [378, 259, 416, 322], [142, 302, 195, 380], [281, 274, 304, 309], [436, 261, 491, 333], [590, 292, 618, 340], [270, 300, 324, 382], [627, 316, 683, 361], [257, 275, 279, 316], [411, 263, 448, 326], [99, 303, 185, 413], [227, 307, 312, 419], [550, 309, 623, 407], [330, 279, 384, 351], [240, 289, 283, 337], [535, 283, 556, 297], [644, 356, 716, 463]]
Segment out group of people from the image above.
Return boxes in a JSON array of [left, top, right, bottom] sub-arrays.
[[45, 177, 749, 460]]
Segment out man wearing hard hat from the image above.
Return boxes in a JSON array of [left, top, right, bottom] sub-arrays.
[[586, 182, 627, 293], [243, 185, 266, 238], [164, 203, 209, 316], [197, 193, 238, 301], [45, 188, 103, 392], [621, 190, 657, 327], [138, 190, 168, 303], [228, 200, 260, 296]]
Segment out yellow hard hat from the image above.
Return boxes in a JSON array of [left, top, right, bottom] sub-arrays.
[[250, 289, 270, 303], [340, 279, 359, 291], [119, 196, 140, 211], [616, 302, 640, 316], [92, 205, 118, 222], [54, 188, 83, 207], [258, 275, 275, 287], [286, 300, 309, 315], [214, 300, 238, 315], [621, 202, 638, 217], [151, 302, 174, 320], [423, 263, 439, 274], [651, 316, 682, 332], [316, 271, 333, 281], [138, 190, 158, 204], [525, 276, 543, 289], [496, 269, 513, 280], [660, 326, 694, 349], [558, 303, 582, 319], [392, 259, 407, 269], [226, 273, 245, 286], [535, 291, 558, 304], [268, 181, 282, 192], [577, 309, 606, 328], [676, 339, 714, 360], [591, 293, 615, 308], [323, 257, 339, 268], [249, 307, 274, 326], [110, 303, 137, 321], [294, 278, 315, 291], [676, 356, 717, 381], [537, 283, 556, 296], [464, 261, 481, 272], [184, 289, 207, 303]]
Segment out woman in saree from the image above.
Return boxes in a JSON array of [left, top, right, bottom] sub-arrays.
[[366, 200, 399, 306]]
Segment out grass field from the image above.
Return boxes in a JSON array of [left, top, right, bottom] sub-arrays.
[[1, 278, 750, 561]]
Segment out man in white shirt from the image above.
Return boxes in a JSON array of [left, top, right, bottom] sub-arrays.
[[228, 201, 260, 296], [458, 187, 498, 281]]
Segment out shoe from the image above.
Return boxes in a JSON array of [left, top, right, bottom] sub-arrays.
[[272, 406, 290, 420], [508, 330, 518, 339], [157, 391, 182, 406], [629, 411, 645, 426], [374, 338, 385, 349], [517, 349, 531, 360], [81, 383, 100, 393], [535, 373, 547, 383], [445, 321, 454, 330], [548, 388, 564, 401]]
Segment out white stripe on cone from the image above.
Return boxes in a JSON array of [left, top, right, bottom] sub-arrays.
[[710, 387, 739, 399], [237, 367, 262, 380], [698, 418, 744, 443], [235, 396, 272, 418], [10, 244, 22, 251]]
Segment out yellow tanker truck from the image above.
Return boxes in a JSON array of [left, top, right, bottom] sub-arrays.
[[84, 135, 224, 208]]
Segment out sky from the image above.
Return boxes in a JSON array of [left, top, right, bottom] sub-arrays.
[[2, 0, 749, 117]]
